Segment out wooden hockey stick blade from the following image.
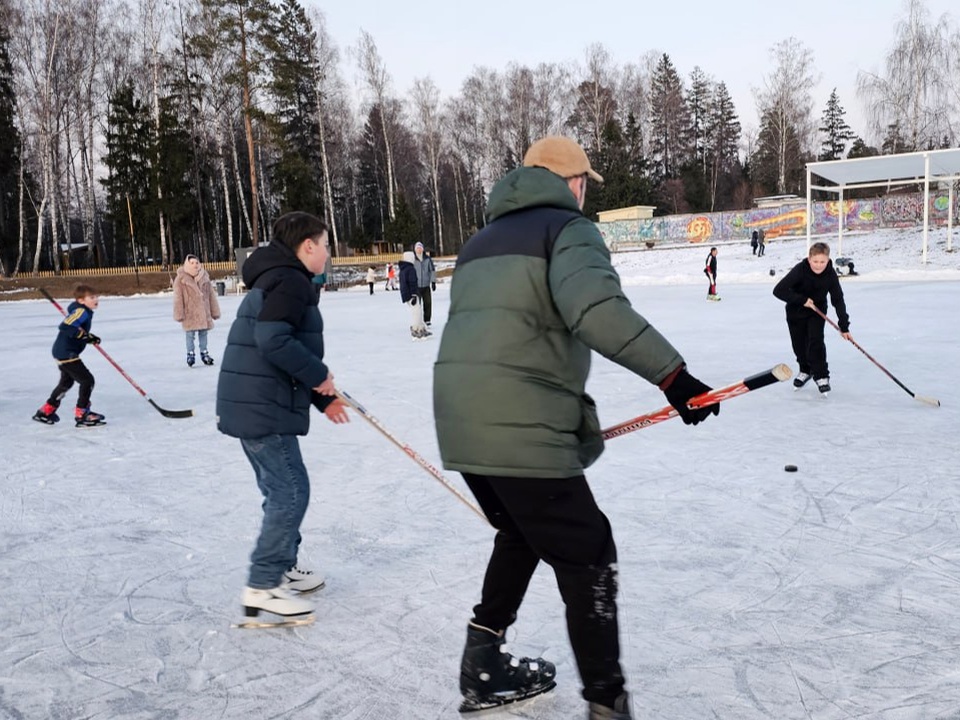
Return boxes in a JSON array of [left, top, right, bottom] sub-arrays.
[[601, 364, 793, 440], [913, 395, 941, 408]]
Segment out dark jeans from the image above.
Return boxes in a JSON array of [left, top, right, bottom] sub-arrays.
[[787, 311, 828, 379], [758, 243, 765, 256], [47, 359, 95, 409], [241, 435, 310, 589], [418, 287, 432, 323], [462, 473, 624, 706]]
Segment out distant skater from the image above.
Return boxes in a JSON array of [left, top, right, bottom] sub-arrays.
[[367, 266, 376, 295], [772, 242, 851, 396], [751, 230, 758, 255], [704, 247, 720, 301], [757, 229, 766, 257]]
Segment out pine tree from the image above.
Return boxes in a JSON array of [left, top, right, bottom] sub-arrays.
[[648, 54, 691, 181], [0, 13, 19, 274], [704, 82, 741, 210], [818, 89, 855, 161], [263, 0, 323, 214], [101, 80, 153, 264]]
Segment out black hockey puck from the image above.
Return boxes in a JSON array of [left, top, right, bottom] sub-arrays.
[[784, 464, 798, 472]]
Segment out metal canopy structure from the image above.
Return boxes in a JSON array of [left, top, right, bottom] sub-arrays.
[[806, 148, 960, 262]]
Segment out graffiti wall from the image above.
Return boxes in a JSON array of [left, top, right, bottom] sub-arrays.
[[597, 191, 960, 247]]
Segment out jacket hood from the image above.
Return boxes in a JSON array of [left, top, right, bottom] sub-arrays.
[[177, 266, 209, 283], [485, 167, 582, 223], [242, 243, 310, 286], [401, 251, 416, 263]]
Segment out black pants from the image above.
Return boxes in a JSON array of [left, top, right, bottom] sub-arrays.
[[757, 243, 765, 256], [418, 287, 432, 323], [47, 359, 95, 410], [787, 312, 828, 379], [462, 473, 624, 706], [368, 282, 374, 295]]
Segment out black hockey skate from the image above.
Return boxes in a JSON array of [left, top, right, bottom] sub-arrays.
[[793, 372, 811, 389], [75, 409, 106, 427], [33, 405, 60, 424], [200, 351, 215, 366], [458, 623, 556, 713]]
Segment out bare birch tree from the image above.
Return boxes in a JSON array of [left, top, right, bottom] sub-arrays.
[[857, 0, 954, 150], [411, 76, 444, 253], [754, 37, 817, 194], [356, 30, 396, 221]]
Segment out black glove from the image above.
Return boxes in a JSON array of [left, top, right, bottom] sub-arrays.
[[663, 367, 719, 426], [84, 332, 101, 346], [431, 282, 436, 291], [410, 296, 418, 306]]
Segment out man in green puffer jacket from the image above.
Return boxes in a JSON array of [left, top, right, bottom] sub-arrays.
[[434, 136, 720, 719]]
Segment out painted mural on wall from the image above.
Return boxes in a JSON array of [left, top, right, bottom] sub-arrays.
[[598, 191, 960, 248]]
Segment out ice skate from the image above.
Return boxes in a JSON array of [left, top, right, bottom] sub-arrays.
[[458, 622, 557, 713], [815, 377, 831, 397], [75, 408, 106, 427], [589, 692, 633, 719], [200, 351, 214, 366], [282, 564, 326, 593], [32, 403, 60, 425], [793, 372, 811, 390], [186, 351, 195, 367], [234, 586, 315, 629], [707, 294, 722, 302]]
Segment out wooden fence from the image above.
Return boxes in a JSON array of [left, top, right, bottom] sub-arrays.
[[33, 253, 417, 278]]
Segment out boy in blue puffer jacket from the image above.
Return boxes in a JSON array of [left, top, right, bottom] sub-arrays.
[[216, 212, 350, 623], [33, 284, 106, 427]]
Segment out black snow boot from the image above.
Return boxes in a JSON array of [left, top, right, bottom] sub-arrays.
[[458, 622, 556, 713]]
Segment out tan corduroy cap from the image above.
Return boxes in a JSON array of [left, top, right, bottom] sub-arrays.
[[522, 136, 604, 183]]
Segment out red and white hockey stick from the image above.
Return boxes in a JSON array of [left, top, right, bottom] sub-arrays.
[[335, 390, 489, 524], [808, 306, 939, 408], [602, 364, 793, 440]]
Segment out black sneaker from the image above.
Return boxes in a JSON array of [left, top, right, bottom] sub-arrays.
[[458, 623, 556, 713]]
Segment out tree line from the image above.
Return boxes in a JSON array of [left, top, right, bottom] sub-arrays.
[[0, 0, 958, 275]]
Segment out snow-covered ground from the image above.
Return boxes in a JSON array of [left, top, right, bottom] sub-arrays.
[[2, 229, 959, 719]]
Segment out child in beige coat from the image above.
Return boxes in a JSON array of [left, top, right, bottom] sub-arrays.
[[173, 255, 221, 367]]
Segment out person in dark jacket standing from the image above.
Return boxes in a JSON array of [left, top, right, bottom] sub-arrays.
[[413, 242, 437, 325], [33, 284, 107, 427], [433, 136, 719, 719], [773, 241, 851, 395], [216, 212, 350, 623], [704, 246, 719, 300], [398, 250, 429, 338]]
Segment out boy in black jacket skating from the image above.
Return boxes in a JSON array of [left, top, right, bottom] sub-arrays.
[[773, 242, 852, 395], [33, 284, 107, 427]]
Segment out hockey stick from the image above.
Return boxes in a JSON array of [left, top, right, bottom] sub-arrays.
[[40, 289, 194, 418], [602, 364, 793, 440], [809, 306, 940, 407], [335, 390, 488, 523]]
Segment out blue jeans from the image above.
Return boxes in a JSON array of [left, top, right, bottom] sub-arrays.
[[240, 435, 310, 589], [185, 329, 208, 353]]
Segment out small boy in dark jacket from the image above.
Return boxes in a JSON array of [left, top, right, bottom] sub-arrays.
[[773, 242, 852, 395], [33, 284, 106, 427]]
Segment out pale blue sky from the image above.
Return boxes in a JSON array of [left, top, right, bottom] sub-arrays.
[[314, 0, 957, 144]]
